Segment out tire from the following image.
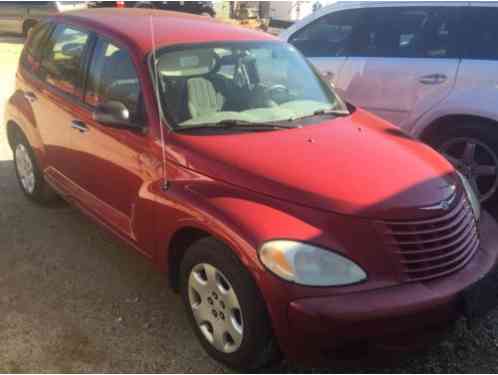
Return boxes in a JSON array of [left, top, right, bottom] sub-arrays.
[[427, 121, 498, 208], [179, 237, 280, 370], [12, 130, 59, 205]]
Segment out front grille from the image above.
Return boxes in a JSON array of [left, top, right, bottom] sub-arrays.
[[381, 194, 479, 282]]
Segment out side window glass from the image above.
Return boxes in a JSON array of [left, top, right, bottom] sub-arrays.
[[463, 7, 498, 60], [289, 9, 360, 58], [352, 7, 457, 58], [21, 22, 52, 75], [40, 24, 89, 95], [85, 38, 141, 121]]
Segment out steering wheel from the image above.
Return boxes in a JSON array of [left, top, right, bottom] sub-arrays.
[[264, 84, 290, 103]]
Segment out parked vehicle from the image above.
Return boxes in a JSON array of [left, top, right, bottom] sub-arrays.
[[88, 1, 216, 17], [5, 8, 498, 369], [281, 1, 498, 206], [0, 1, 87, 36]]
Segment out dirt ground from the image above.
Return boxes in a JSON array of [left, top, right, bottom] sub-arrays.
[[1, 34, 498, 373]]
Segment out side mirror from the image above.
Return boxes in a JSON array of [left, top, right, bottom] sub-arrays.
[[93, 101, 142, 131]]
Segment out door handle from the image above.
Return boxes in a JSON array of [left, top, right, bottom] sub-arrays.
[[71, 120, 88, 133], [23, 91, 37, 103], [418, 73, 447, 85]]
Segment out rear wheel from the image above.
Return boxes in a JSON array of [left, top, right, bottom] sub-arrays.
[[428, 122, 498, 206], [12, 130, 59, 204], [179, 237, 279, 370]]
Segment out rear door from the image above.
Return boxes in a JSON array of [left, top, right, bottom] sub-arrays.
[[341, 5, 461, 129], [287, 8, 361, 96], [30, 23, 91, 186]]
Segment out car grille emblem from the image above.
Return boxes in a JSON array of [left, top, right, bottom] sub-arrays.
[[421, 193, 455, 211]]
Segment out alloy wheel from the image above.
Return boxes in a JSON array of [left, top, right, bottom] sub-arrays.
[[188, 263, 244, 354], [15, 143, 36, 194], [440, 137, 498, 203]]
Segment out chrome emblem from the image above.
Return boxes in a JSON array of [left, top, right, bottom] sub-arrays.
[[421, 193, 456, 211]]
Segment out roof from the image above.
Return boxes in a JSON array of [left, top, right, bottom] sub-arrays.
[[55, 8, 277, 56]]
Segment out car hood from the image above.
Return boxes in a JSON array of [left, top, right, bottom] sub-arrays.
[[168, 109, 457, 220]]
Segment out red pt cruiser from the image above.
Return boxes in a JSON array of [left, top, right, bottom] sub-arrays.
[[4, 9, 498, 370]]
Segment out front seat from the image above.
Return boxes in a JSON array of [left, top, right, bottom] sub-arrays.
[[187, 77, 225, 119]]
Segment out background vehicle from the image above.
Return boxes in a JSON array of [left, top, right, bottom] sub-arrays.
[[0, 1, 87, 36], [281, 1, 498, 206], [88, 1, 216, 16]]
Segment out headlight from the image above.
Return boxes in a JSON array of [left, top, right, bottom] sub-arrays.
[[258, 240, 367, 286], [457, 171, 481, 221]]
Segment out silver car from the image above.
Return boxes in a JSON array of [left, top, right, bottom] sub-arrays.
[[281, 1, 498, 206], [0, 1, 87, 36]]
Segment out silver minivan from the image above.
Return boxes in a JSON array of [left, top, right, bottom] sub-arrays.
[[282, 1, 498, 206], [0, 1, 87, 36]]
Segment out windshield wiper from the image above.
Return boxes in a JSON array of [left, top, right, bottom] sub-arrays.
[[176, 119, 297, 132], [289, 109, 350, 122], [313, 109, 350, 117]]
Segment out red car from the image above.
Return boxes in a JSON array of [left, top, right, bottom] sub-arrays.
[[4, 8, 498, 370]]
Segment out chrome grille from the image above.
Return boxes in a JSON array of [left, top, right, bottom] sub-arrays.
[[381, 194, 479, 282]]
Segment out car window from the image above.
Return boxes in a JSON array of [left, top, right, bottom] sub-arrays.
[[39, 24, 89, 96], [85, 38, 142, 121], [20, 22, 53, 75], [351, 7, 458, 59], [289, 9, 361, 58], [463, 7, 498, 60]]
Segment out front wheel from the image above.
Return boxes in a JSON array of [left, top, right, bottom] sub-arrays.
[[179, 237, 279, 370], [429, 122, 498, 206]]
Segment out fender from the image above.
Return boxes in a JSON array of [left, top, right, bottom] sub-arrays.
[[5, 89, 48, 168], [409, 86, 498, 138]]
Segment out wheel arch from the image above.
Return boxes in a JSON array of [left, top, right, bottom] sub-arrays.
[[6, 120, 23, 150], [419, 114, 498, 144], [166, 226, 213, 291]]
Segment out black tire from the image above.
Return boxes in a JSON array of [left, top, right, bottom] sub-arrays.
[[427, 121, 498, 208], [12, 130, 59, 205], [179, 237, 280, 370]]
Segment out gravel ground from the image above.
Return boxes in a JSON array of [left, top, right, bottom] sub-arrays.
[[1, 34, 498, 373]]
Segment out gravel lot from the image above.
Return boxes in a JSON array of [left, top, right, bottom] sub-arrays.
[[1, 35, 498, 373]]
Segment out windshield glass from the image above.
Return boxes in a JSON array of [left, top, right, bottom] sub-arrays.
[[153, 41, 349, 129]]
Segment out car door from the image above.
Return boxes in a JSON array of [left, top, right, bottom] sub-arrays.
[[0, 2, 26, 34], [287, 8, 361, 97], [68, 36, 155, 246], [339, 5, 461, 129], [23, 23, 91, 188]]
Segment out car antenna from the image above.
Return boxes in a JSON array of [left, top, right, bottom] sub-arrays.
[[150, 14, 169, 191]]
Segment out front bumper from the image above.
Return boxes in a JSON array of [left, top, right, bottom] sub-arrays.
[[279, 211, 498, 364]]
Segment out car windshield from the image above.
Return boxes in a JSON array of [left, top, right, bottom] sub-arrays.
[[152, 41, 349, 129]]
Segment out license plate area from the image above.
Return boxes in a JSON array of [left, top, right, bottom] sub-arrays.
[[461, 266, 498, 323]]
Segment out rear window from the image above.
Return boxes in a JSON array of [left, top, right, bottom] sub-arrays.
[[20, 22, 52, 74], [39, 24, 90, 96], [351, 7, 459, 59], [462, 7, 498, 60]]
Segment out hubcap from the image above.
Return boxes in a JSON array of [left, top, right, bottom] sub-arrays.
[[440, 137, 498, 203], [188, 263, 243, 353], [15, 144, 36, 194]]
